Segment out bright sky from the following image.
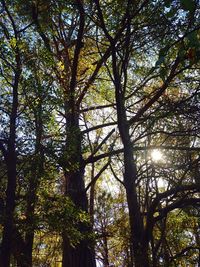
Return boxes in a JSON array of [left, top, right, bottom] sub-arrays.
[[151, 149, 163, 162]]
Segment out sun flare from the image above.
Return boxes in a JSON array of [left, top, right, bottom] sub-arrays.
[[151, 149, 163, 162]]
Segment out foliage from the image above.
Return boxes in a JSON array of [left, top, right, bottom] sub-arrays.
[[0, 0, 200, 266]]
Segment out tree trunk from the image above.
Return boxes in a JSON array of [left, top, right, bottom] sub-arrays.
[[12, 226, 30, 267], [0, 64, 21, 267], [62, 168, 96, 267], [89, 164, 95, 226], [61, 1, 96, 264], [0, 153, 17, 267], [62, 113, 96, 267], [102, 233, 109, 267], [111, 47, 150, 267]]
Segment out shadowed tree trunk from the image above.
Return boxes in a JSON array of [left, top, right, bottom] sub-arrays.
[[111, 46, 150, 266], [62, 113, 96, 267], [93, 0, 150, 264], [0, 56, 21, 267], [61, 1, 96, 266]]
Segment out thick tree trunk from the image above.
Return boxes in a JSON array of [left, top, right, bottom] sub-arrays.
[[0, 65, 21, 267], [62, 113, 96, 267], [12, 226, 30, 267], [0, 153, 17, 267], [62, 168, 96, 267], [62, 236, 96, 267], [61, 1, 96, 264], [122, 133, 150, 267], [111, 48, 150, 266]]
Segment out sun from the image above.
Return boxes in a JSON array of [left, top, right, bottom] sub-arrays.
[[151, 149, 163, 162]]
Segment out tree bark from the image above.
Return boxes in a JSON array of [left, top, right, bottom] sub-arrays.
[[62, 147, 96, 267], [0, 66, 21, 267], [111, 47, 150, 267], [61, 1, 96, 265], [61, 108, 96, 267]]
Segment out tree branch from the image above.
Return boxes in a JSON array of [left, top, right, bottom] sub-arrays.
[[85, 160, 110, 192]]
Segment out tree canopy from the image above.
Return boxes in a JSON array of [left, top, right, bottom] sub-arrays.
[[0, 0, 200, 266]]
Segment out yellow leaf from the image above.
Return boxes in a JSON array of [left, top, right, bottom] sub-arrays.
[[57, 61, 65, 71]]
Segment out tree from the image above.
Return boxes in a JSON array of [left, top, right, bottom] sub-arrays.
[[93, 0, 200, 265], [0, 0, 200, 266], [0, 1, 23, 265]]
